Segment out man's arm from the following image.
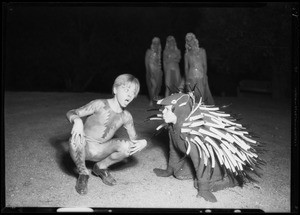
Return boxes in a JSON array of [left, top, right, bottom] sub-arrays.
[[66, 109, 81, 123], [123, 110, 147, 155], [123, 110, 138, 140], [66, 100, 103, 123], [67, 100, 104, 146]]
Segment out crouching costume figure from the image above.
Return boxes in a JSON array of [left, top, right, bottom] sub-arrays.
[[66, 74, 147, 195], [148, 92, 265, 202]]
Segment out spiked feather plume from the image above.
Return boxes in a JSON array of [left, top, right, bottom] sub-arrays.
[[147, 92, 266, 184]]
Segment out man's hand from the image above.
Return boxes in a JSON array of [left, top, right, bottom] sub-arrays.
[[129, 139, 147, 156], [71, 118, 85, 145]]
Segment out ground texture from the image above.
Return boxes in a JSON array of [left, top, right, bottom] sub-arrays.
[[4, 92, 292, 212]]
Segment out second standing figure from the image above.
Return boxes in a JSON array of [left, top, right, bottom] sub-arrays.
[[163, 35, 183, 97]]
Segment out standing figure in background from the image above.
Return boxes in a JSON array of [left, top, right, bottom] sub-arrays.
[[163, 35, 184, 97], [184, 33, 214, 105], [145, 37, 163, 106]]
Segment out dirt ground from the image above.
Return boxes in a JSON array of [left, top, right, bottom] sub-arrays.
[[3, 92, 293, 212]]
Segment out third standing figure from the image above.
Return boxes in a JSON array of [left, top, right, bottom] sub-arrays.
[[184, 33, 214, 105]]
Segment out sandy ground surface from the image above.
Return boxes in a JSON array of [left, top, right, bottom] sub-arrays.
[[3, 92, 293, 212]]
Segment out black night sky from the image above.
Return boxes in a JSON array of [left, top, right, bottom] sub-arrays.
[[3, 2, 298, 98]]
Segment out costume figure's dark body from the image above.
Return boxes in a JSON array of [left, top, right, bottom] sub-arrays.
[[151, 92, 264, 202], [154, 100, 237, 202]]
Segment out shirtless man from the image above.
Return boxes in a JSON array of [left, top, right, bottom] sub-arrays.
[[163, 36, 183, 97], [145, 37, 163, 106], [184, 33, 214, 105], [66, 74, 147, 195]]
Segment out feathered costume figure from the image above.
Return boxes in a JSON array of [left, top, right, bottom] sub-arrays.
[[147, 92, 266, 202]]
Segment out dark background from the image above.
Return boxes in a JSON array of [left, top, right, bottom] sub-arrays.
[[3, 2, 298, 98]]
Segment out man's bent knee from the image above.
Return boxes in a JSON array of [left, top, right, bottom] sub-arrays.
[[114, 139, 131, 158]]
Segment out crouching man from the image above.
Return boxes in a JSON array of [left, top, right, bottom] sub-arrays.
[[66, 74, 147, 195]]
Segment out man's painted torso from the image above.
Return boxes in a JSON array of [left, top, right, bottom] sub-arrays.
[[67, 99, 137, 143]]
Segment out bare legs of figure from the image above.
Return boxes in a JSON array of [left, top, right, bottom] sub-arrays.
[[69, 137, 132, 195], [88, 139, 131, 186], [68, 136, 90, 195], [164, 69, 182, 97]]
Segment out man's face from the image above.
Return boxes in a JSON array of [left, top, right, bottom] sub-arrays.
[[114, 83, 136, 108], [162, 105, 177, 124]]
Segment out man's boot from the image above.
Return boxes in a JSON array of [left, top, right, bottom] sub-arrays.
[[75, 174, 89, 195], [92, 165, 116, 186]]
